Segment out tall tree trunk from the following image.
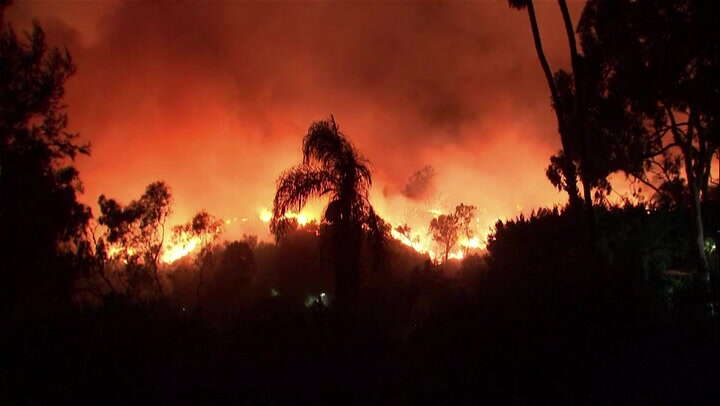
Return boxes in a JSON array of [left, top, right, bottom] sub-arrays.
[[685, 155, 710, 275], [558, 0, 598, 248], [526, 0, 581, 208], [444, 241, 450, 265], [668, 110, 711, 317], [561, 155, 583, 211], [581, 176, 597, 237], [334, 222, 360, 318], [526, 1, 560, 110], [670, 107, 709, 275], [685, 154, 712, 320]]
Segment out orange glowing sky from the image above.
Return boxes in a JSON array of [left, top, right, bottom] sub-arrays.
[[8, 0, 602, 245]]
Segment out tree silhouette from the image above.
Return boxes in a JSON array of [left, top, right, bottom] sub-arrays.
[[207, 240, 256, 311], [395, 223, 413, 240], [402, 165, 436, 199], [271, 116, 384, 313], [508, 0, 627, 253], [578, 0, 720, 276], [430, 214, 460, 264], [170, 210, 224, 308], [455, 203, 476, 239], [429, 204, 476, 263], [97, 181, 172, 298], [507, 0, 582, 210], [1, 7, 91, 311]]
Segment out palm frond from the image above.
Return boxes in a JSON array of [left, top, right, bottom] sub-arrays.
[[271, 165, 335, 238], [302, 117, 351, 169], [353, 161, 373, 194]]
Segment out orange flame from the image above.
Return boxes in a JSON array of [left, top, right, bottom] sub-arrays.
[[105, 205, 488, 267], [388, 209, 487, 262], [258, 207, 318, 226], [161, 235, 202, 264]]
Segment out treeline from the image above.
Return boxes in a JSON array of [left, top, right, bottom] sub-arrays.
[[507, 0, 719, 280]]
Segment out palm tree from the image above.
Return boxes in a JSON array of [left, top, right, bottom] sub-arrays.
[[271, 116, 383, 313]]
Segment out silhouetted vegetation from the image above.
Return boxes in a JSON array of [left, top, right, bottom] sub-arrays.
[[271, 116, 387, 315], [1, 8, 90, 315], [2, 1, 720, 404], [429, 203, 476, 263]]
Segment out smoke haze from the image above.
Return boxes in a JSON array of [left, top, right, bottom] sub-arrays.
[[7, 0, 588, 240]]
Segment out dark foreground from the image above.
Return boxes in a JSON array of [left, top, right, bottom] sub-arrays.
[[5, 294, 720, 405]]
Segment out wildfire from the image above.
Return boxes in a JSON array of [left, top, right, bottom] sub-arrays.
[[391, 227, 428, 254], [168, 219, 226, 264], [390, 228, 484, 262], [105, 204, 486, 267], [460, 236, 482, 249], [161, 235, 201, 264], [106, 245, 136, 260], [258, 207, 317, 226], [107, 245, 122, 258], [259, 208, 272, 223], [106, 235, 207, 265], [389, 209, 487, 262]]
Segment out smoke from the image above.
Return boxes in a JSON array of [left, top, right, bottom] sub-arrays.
[[7, 0, 585, 240], [402, 166, 436, 200]]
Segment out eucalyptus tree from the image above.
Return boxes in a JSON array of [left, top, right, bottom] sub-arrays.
[[507, 0, 583, 209], [97, 181, 172, 297], [429, 203, 476, 264], [579, 0, 720, 275]]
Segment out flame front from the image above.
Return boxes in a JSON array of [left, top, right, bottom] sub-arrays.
[[258, 207, 317, 226], [389, 209, 488, 262], [390, 228, 483, 262], [161, 235, 201, 264], [106, 205, 487, 267]]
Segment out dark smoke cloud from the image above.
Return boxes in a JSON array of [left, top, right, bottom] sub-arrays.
[[402, 165, 436, 200], [7, 0, 586, 239]]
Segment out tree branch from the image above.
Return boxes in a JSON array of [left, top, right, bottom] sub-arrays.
[[642, 142, 679, 160], [630, 173, 663, 196], [526, 1, 562, 116]]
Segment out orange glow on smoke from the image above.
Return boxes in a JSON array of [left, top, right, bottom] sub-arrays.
[[9, 0, 586, 268]]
